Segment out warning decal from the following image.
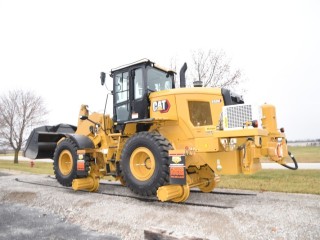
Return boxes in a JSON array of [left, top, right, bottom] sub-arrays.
[[169, 155, 186, 185], [170, 167, 185, 179]]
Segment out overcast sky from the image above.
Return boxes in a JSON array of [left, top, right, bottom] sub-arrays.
[[0, 0, 319, 140]]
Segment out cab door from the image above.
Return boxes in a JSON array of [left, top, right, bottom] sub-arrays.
[[130, 68, 149, 120], [113, 71, 130, 122], [113, 67, 149, 124]]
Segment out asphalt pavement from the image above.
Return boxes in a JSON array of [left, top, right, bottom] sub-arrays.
[[0, 202, 119, 240]]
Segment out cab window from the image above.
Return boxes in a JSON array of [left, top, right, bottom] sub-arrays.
[[115, 72, 129, 103], [133, 68, 143, 100], [147, 67, 173, 92]]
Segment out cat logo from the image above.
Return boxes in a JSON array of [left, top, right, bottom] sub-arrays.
[[152, 99, 170, 113]]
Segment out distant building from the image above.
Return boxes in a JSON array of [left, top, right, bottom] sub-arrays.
[[287, 140, 320, 147]]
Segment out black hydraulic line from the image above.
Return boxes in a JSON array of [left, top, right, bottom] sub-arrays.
[[281, 151, 298, 170], [168, 200, 233, 209], [97, 191, 232, 209], [15, 178, 67, 189], [190, 189, 257, 196], [100, 182, 257, 196]]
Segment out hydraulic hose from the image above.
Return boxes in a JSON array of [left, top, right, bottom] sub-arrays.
[[281, 151, 298, 170]]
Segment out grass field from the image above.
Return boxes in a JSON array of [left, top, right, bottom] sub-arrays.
[[287, 146, 320, 163], [0, 160, 54, 175], [218, 169, 320, 195]]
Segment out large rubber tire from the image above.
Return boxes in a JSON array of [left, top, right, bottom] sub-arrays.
[[120, 132, 172, 196], [53, 138, 78, 187]]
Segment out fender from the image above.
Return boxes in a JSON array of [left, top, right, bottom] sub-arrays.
[[66, 134, 94, 149]]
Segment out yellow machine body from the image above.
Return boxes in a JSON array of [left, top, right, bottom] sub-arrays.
[[25, 59, 293, 203], [71, 87, 289, 202]]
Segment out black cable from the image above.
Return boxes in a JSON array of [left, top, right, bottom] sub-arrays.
[[281, 151, 298, 170]]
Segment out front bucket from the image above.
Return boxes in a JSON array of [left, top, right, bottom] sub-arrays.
[[24, 124, 76, 159]]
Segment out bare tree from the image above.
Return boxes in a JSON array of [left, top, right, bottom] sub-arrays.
[[168, 56, 179, 87], [0, 90, 48, 164], [189, 49, 242, 89], [169, 56, 178, 73]]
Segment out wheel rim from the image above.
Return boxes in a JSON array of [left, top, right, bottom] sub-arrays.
[[130, 147, 155, 181], [58, 150, 73, 176]]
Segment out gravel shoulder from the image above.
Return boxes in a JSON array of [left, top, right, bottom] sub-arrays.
[[0, 170, 319, 240]]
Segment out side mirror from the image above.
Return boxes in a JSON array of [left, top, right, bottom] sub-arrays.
[[79, 115, 88, 120], [100, 72, 106, 86]]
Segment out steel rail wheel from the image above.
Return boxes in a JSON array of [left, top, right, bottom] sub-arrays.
[[172, 185, 190, 203], [120, 131, 172, 196], [117, 176, 126, 186], [53, 138, 78, 187], [198, 179, 216, 193]]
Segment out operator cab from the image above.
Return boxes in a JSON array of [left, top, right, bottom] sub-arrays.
[[108, 59, 175, 130]]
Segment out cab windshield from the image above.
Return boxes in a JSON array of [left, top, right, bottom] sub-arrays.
[[147, 67, 174, 92]]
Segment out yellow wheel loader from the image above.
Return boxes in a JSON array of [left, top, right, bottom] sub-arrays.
[[24, 59, 298, 202]]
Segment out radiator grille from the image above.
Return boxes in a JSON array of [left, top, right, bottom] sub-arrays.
[[222, 104, 258, 129]]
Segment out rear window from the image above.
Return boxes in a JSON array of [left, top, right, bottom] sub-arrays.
[[147, 67, 173, 92], [188, 101, 213, 126]]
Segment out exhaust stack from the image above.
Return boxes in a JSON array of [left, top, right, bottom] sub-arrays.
[[179, 62, 187, 88]]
